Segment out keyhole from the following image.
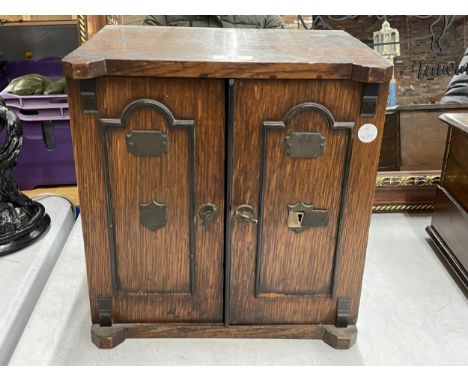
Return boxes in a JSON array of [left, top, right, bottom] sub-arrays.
[[297, 212, 304, 224]]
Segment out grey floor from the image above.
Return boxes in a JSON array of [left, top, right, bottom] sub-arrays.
[[8, 213, 468, 365], [0, 197, 75, 365]]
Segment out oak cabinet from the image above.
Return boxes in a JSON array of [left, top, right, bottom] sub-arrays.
[[63, 25, 391, 348]]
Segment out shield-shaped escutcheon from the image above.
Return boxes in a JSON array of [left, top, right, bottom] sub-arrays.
[[139, 201, 167, 231]]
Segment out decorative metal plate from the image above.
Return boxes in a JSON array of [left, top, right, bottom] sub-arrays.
[[126, 130, 168, 157], [285, 132, 325, 158], [140, 201, 167, 231], [287, 201, 329, 233]]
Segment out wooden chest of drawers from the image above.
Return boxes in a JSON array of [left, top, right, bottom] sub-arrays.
[[427, 113, 468, 297], [63, 26, 391, 348]]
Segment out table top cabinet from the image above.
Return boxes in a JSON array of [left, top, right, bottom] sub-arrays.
[[63, 25, 391, 349]]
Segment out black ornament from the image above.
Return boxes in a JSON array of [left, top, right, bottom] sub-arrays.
[[0, 104, 50, 256]]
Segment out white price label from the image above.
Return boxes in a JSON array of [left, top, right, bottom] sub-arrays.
[[358, 123, 378, 143]]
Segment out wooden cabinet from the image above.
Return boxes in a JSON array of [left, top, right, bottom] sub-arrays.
[[427, 113, 468, 297], [63, 26, 391, 349]]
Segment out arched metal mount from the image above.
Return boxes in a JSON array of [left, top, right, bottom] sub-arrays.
[[263, 102, 355, 131], [100, 98, 194, 130]]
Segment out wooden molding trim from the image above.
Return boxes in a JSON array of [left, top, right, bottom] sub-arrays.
[[373, 171, 440, 212], [91, 323, 358, 350]]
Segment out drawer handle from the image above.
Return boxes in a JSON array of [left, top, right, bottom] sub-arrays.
[[235, 205, 258, 224]]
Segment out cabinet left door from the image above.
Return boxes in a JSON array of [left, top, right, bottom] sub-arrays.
[[67, 77, 226, 324]]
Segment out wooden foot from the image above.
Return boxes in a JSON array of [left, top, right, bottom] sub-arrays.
[[90, 323, 358, 349], [91, 325, 126, 349], [322, 325, 358, 349]]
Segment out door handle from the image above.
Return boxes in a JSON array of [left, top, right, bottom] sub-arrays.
[[235, 205, 258, 224], [199, 203, 218, 225]]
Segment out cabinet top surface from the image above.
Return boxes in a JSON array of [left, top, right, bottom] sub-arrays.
[[440, 113, 468, 135], [63, 25, 392, 83]]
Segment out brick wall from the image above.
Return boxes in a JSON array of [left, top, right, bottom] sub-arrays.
[[121, 15, 468, 104], [282, 16, 468, 105]]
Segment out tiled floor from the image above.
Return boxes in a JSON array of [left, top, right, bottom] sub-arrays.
[[9, 213, 468, 365]]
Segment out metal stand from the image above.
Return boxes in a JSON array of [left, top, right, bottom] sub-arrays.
[[0, 105, 50, 256]]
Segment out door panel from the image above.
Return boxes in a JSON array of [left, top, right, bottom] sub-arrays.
[[98, 77, 225, 323], [229, 79, 361, 324]]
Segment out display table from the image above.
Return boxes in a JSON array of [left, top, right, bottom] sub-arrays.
[[0, 196, 75, 365], [8, 214, 468, 365]]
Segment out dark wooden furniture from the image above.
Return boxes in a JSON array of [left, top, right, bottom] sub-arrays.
[[375, 104, 468, 212], [427, 113, 468, 297], [373, 170, 440, 212], [378, 103, 468, 172], [63, 25, 391, 349]]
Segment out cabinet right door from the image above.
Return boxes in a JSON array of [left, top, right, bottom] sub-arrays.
[[229, 79, 363, 324]]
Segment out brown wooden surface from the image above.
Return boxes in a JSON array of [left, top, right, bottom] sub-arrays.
[[62, 26, 392, 83], [429, 188, 468, 287], [399, 109, 450, 171], [374, 105, 468, 172], [373, 186, 437, 207], [66, 26, 390, 336], [67, 78, 111, 323], [98, 77, 225, 323], [443, 127, 468, 211], [440, 113, 468, 135], [373, 170, 441, 211], [331, 82, 388, 321], [229, 79, 388, 324], [91, 323, 357, 349], [378, 109, 400, 171], [67, 77, 226, 323], [428, 114, 468, 296], [83, 16, 108, 40]]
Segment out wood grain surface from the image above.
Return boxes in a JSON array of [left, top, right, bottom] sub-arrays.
[[378, 109, 400, 171], [399, 109, 450, 171], [67, 77, 226, 323], [66, 26, 390, 333], [63, 26, 392, 83], [67, 78, 111, 323], [429, 115, 468, 281], [430, 188, 468, 273], [90, 322, 357, 348], [229, 79, 387, 324], [332, 83, 388, 323], [441, 127, 468, 211]]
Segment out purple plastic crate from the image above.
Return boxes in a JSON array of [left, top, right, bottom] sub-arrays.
[[0, 115, 76, 190], [0, 92, 68, 110], [0, 58, 74, 189], [5, 104, 69, 121]]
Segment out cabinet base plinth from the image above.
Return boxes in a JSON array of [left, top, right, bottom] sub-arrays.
[[91, 323, 358, 350]]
